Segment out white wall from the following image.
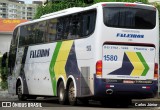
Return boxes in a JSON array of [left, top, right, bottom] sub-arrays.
[[0, 33, 12, 55]]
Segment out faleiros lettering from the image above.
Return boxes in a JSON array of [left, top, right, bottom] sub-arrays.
[[30, 49, 50, 58]]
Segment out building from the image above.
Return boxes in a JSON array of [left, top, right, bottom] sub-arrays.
[[149, 0, 160, 3], [0, 18, 28, 55], [0, 0, 42, 20]]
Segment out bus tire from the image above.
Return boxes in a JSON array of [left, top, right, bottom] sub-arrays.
[[68, 81, 77, 106], [17, 81, 27, 101], [58, 81, 67, 105]]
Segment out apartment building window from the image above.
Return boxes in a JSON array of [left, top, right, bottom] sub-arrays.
[[27, 7, 32, 11], [0, 8, 7, 12], [27, 17, 32, 20], [1, 14, 7, 18], [0, 1, 37, 20], [0, 3, 7, 7], [27, 12, 32, 16]]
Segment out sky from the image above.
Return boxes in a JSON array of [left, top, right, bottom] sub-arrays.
[[20, 0, 44, 4]]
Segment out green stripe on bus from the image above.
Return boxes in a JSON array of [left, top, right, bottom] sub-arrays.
[[136, 52, 149, 76], [49, 42, 62, 95]]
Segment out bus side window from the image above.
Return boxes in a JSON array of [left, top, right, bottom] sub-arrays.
[[19, 26, 28, 46], [63, 16, 70, 39], [28, 24, 36, 45], [68, 14, 81, 39], [56, 18, 64, 40], [46, 18, 57, 42], [82, 10, 96, 37], [36, 21, 46, 44], [19, 24, 35, 46]]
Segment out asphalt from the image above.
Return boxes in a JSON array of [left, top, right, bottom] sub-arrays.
[[1, 90, 160, 102]]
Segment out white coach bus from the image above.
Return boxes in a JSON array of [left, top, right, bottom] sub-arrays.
[[8, 2, 159, 106]]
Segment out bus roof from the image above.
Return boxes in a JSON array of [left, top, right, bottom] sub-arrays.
[[15, 2, 155, 28], [40, 7, 83, 18]]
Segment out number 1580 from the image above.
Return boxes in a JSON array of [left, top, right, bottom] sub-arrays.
[[104, 55, 118, 61]]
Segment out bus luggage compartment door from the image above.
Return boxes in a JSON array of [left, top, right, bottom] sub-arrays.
[[102, 45, 155, 80]]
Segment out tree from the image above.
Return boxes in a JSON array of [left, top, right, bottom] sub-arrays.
[[34, 0, 86, 19], [34, 0, 149, 19]]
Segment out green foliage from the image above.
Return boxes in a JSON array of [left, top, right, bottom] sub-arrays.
[[0, 57, 8, 90], [152, 2, 160, 12], [34, 0, 86, 19], [1, 81, 8, 90]]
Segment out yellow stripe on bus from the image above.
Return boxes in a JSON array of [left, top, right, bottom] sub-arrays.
[[126, 52, 144, 76], [54, 40, 74, 81]]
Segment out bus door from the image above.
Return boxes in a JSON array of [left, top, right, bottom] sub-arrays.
[[8, 27, 20, 94]]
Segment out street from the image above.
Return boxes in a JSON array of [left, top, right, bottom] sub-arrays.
[[0, 91, 160, 110]]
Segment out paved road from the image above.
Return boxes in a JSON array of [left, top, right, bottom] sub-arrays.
[[0, 91, 160, 110], [0, 97, 160, 110]]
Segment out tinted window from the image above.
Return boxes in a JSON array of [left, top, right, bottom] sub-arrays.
[[8, 27, 19, 74], [103, 7, 156, 29], [19, 25, 35, 46], [36, 21, 46, 43], [11, 27, 18, 48], [67, 14, 81, 39], [49, 14, 82, 41], [27, 24, 36, 44], [63, 16, 71, 39], [19, 21, 46, 46], [56, 18, 64, 40], [46, 19, 57, 42], [19, 10, 97, 45], [82, 10, 96, 36]]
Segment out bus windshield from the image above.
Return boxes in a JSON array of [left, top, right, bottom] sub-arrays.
[[103, 7, 156, 29]]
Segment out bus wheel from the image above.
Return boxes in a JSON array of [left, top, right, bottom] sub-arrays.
[[58, 81, 67, 105], [68, 81, 77, 106], [17, 82, 27, 101]]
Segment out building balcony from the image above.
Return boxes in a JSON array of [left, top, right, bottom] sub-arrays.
[[0, 11, 7, 13], [0, 5, 7, 8]]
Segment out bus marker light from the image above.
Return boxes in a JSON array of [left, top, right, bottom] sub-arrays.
[[96, 60, 102, 77], [102, 4, 107, 6], [154, 63, 158, 79], [142, 86, 150, 89], [106, 85, 114, 88], [125, 4, 136, 7]]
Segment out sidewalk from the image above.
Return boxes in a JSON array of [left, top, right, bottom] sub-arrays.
[[133, 98, 160, 102], [0, 90, 17, 99]]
